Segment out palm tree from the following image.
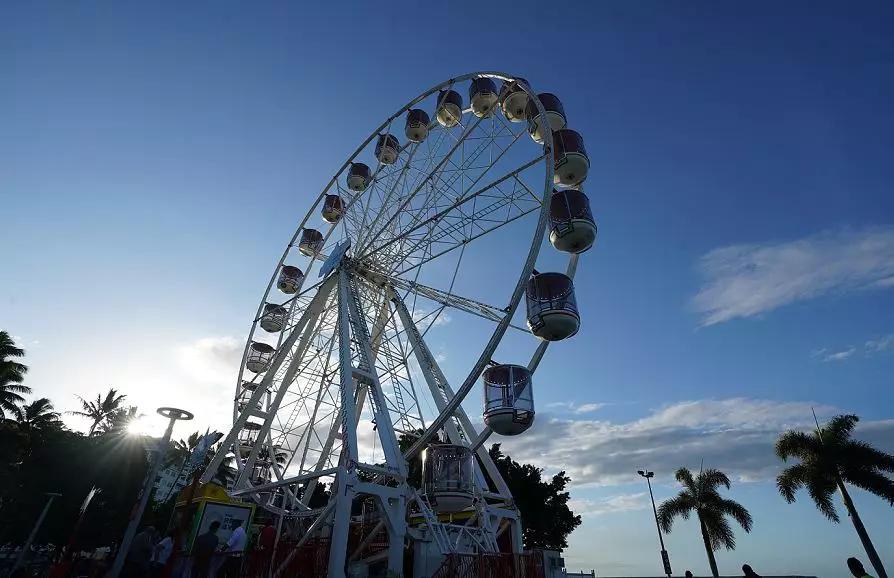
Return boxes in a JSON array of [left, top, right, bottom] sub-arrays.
[[657, 468, 753, 577], [13, 398, 63, 432], [98, 405, 143, 436], [69, 388, 126, 435], [0, 331, 31, 419], [776, 414, 893, 578]]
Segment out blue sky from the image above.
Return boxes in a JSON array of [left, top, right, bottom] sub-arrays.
[[2, 2, 894, 577]]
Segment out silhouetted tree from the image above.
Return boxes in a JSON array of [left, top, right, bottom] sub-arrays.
[[776, 414, 893, 578], [0, 331, 31, 419], [658, 468, 753, 577], [488, 444, 581, 550], [69, 388, 127, 436]]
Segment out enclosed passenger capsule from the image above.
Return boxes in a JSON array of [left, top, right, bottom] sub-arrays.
[[375, 134, 400, 165], [405, 109, 430, 143], [526, 93, 566, 144], [549, 189, 597, 254], [469, 77, 498, 118], [483, 364, 535, 436], [298, 228, 324, 257], [246, 341, 276, 373], [553, 129, 590, 187], [277, 265, 304, 294], [260, 303, 288, 333], [435, 89, 463, 128], [239, 421, 262, 447], [237, 389, 261, 413], [322, 194, 345, 224], [423, 444, 475, 512], [526, 272, 580, 341], [347, 162, 371, 192], [499, 78, 529, 123]]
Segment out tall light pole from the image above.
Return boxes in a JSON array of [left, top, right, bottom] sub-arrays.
[[107, 407, 193, 578], [638, 470, 672, 578], [11, 491, 62, 574]]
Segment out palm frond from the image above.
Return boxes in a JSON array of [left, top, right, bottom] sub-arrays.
[[843, 470, 894, 506], [700, 469, 731, 492], [806, 477, 839, 523], [775, 430, 821, 461], [657, 494, 694, 533], [840, 440, 894, 473], [824, 414, 859, 444], [717, 497, 753, 532], [675, 467, 696, 491], [703, 514, 736, 550], [777, 463, 808, 502]]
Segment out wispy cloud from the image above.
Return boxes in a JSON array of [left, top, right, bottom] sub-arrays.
[[499, 398, 894, 487], [692, 226, 894, 326], [547, 401, 607, 414], [813, 333, 894, 362], [569, 493, 648, 517]]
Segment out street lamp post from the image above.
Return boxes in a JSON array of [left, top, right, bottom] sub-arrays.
[[11, 491, 62, 574], [107, 407, 193, 578], [638, 470, 672, 578]]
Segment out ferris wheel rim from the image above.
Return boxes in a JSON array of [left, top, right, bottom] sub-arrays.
[[230, 71, 568, 510]]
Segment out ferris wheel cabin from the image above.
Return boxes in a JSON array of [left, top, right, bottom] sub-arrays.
[[498, 78, 529, 123], [239, 420, 263, 447], [298, 228, 324, 257], [321, 194, 345, 224], [483, 364, 535, 436], [527, 93, 566, 144], [346, 162, 371, 192], [435, 89, 463, 128], [276, 265, 304, 294], [246, 341, 275, 373], [553, 128, 590, 187], [423, 444, 475, 513], [526, 272, 580, 341], [260, 303, 287, 333], [549, 188, 597, 254], [375, 134, 400, 165], [469, 77, 498, 118], [405, 108, 430, 143]]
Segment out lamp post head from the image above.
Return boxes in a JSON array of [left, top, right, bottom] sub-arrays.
[[637, 470, 655, 479]]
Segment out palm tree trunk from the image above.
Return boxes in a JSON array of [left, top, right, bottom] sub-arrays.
[[837, 478, 888, 578], [698, 513, 720, 578]]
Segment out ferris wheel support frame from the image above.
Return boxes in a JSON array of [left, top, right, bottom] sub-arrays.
[[209, 72, 581, 577]]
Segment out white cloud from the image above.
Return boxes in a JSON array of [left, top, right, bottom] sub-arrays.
[[569, 493, 648, 517], [816, 347, 857, 362], [866, 334, 894, 353], [497, 398, 894, 487], [692, 226, 894, 326], [176, 336, 244, 385], [547, 401, 606, 414], [812, 333, 894, 362]]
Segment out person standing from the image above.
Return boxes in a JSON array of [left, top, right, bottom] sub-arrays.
[[151, 532, 174, 578], [124, 526, 156, 578], [848, 557, 876, 578], [220, 520, 247, 578], [192, 522, 220, 578]]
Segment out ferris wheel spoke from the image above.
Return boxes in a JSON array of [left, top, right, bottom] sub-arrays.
[[356, 114, 487, 259], [358, 152, 545, 270], [390, 288, 512, 499], [233, 277, 338, 490]]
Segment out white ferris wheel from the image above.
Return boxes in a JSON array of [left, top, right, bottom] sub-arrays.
[[202, 71, 596, 578]]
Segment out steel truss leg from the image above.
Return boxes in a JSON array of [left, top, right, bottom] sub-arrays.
[[390, 288, 513, 501], [202, 275, 337, 485]]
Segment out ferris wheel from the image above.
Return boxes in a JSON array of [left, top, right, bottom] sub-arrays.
[[202, 71, 596, 578]]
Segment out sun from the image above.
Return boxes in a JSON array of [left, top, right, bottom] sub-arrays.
[[127, 415, 156, 436]]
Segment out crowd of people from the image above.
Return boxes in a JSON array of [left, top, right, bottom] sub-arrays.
[[121, 519, 279, 578]]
